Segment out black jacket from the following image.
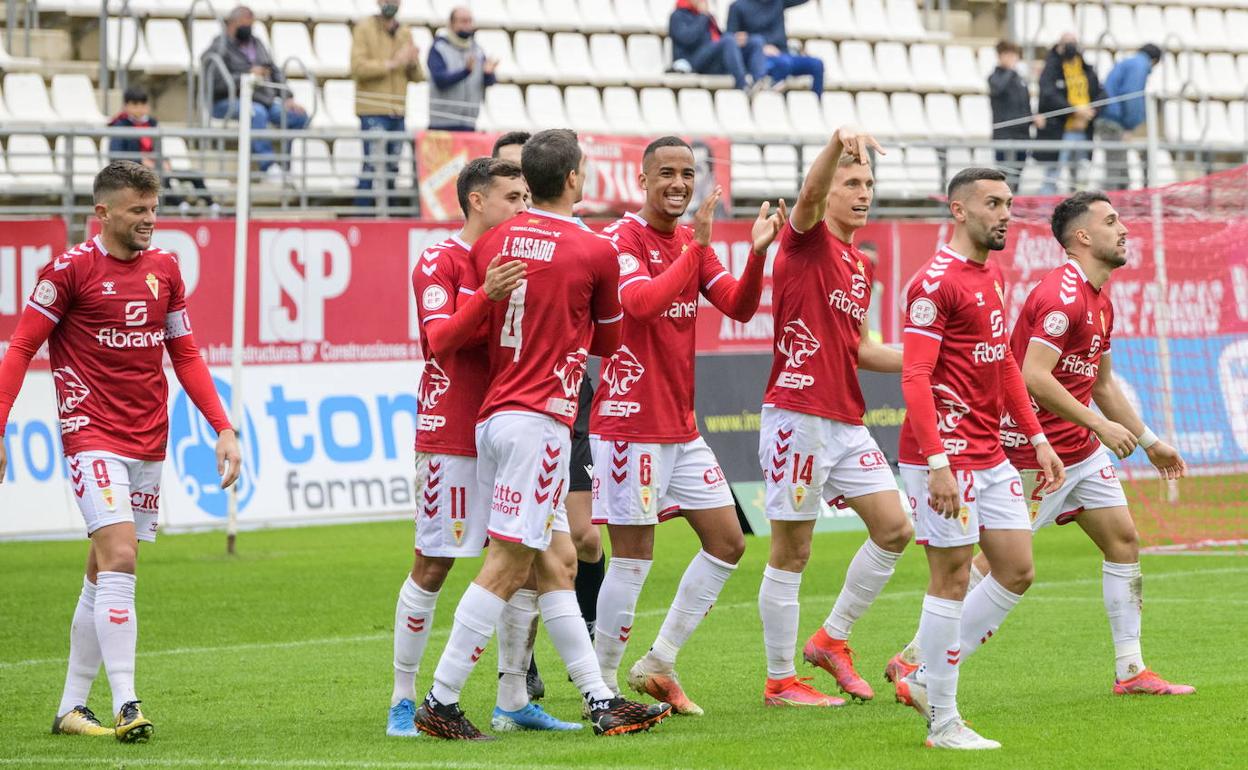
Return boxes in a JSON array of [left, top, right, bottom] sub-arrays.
[[1035, 47, 1101, 161], [988, 66, 1033, 141], [201, 33, 286, 107]]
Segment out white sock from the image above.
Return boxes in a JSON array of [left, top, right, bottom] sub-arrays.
[[58, 577, 101, 716], [94, 571, 138, 716], [429, 583, 505, 705], [959, 575, 1022, 659], [593, 557, 652, 691], [905, 562, 986, 662], [392, 576, 439, 706], [1103, 561, 1145, 680], [759, 565, 802, 680], [647, 550, 736, 668], [539, 590, 614, 702], [823, 538, 903, 640], [496, 588, 538, 711], [967, 562, 986, 592], [917, 594, 962, 727]]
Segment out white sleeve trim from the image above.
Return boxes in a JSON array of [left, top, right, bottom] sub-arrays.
[[703, 270, 730, 291], [423, 313, 451, 322], [1029, 336, 1063, 354], [619, 275, 649, 290], [1028, 433, 1048, 447], [26, 301, 60, 324], [904, 327, 942, 342], [597, 312, 624, 324], [457, 286, 476, 296]]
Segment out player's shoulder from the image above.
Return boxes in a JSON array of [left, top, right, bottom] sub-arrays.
[[1029, 261, 1085, 309], [908, 249, 960, 301], [145, 246, 183, 272]]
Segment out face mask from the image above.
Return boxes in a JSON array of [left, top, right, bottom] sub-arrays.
[[456, 29, 474, 40], [380, 3, 398, 19], [1061, 43, 1078, 59], [235, 25, 253, 42]]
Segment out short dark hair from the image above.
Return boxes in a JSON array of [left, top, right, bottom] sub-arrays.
[[93, 160, 160, 202], [996, 40, 1021, 56], [521, 129, 582, 203], [1050, 190, 1112, 248], [947, 167, 1008, 202], [642, 136, 692, 169], [456, 157, 523, 217], [1140, 43, 1162, 64], [491, 131, 530, 158], [123, 87, 149, 104]]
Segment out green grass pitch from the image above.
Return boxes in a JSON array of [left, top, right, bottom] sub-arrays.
[[1, 519, 1244, 769]]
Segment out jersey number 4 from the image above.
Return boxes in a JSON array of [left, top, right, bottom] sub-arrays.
[[500, 280, 527, 361]]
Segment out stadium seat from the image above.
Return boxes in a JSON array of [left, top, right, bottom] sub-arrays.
[[310, 0, 355, 24], [1229, 100, 1247, 143], [731, 143, 770, 198], [889, 92, 930, 138], [678, 88, 721, 137], [944, 45, 986, 94], [312, 23, 352, 78], [1077, 3, 1108, 50], [906, 147, 942, 197], [874, 42, 914, 91], [1204, 100, 1236, 145], [54, 135, 101, 189], [627, 35, 666, 88], [332, 138, 364, 193], [1011, 1, 1042, 47], [159, 136, 196, 175], [396, 0, 434, 26], [396, 140, 416, 191], [406, 81, 429, 129], [820, 0, 859, 41], [854, 92, 898, 138], [640, 87, 684, 134], [750, 90, 794, 141], [541, 0, 585, 33], [507, 0, 547, 29], [1193, 9, 1230, 54], [1105, 5, 1141, 52], [603, 86, 645, 133], [192, 19, 229, 63], [51, 74, 107, 125], [511, 31, 558, 84], [411, 27, 433, 59], [286, 79, 320, 121], [924, 93, 962, 138], [976, 45, 996, 82], [822, 91, 859, 133], [573, 0, 621, 34], [872, 145, 909, 195], [3, 73, 59, 125], [908, 44, 948, 93], [526, 84, 570, 130], [853, 0, 892, 42], [715, 89, 758, 137], [270, 22, 320, 76], [564, 85, 610, 134], [786, 90, 827, 143], [1226, 12, 1248, 55], [271, 0, 322, 22], [1238, 54, 1248, 94], [474, 30, 517, 82], [959, 94, 991, 140], [1039, 3, 1075, 48], [1204, 54, 1242, 100], [552, 33, 598, 86], [1133, 7, 1166, 51], [143, 19, 192, 75], [614, 0, 657, 34], [838, 41, 880, 90], [6, 134, 61, 187], [320, 79, 358, 128], [763, 143, 800, 198], [646, 0, 675, 33], [1163, 98, 1203, 143], [104, 17, 154, 73], [886, 0, 930, 43], [589, 34, 632, 86], [484, 83, 532, 130], [1162, 7, 1200, 52], [289, 138, 336, 192], [784, 1, 828, 40], [803, 40, 845, 91]]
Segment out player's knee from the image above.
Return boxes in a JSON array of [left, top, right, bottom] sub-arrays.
[[1103, 528, 1139, 563], [572, 524, 601, 562], [998, 563, 1034, 594], [876, 519, 913, 553], [771, 540, 810, 572], [98, 545, 137, 575], [411, 556, 453, 592]]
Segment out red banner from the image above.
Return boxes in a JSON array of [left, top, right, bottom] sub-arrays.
[[415, 130, 733, 221]]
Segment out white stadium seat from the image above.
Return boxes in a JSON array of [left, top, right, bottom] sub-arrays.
[[821, 0, 859, 41], [406, 81, 429, 130], [568, 0, 620, 34], [1105, 5, 1141, 52], [908, 44, 949, 93], [886, 0, 930, 42], [589, 34, 632, 86], [764, 143, 800, 198], [1162, 7, 1200, 52], [959, 94, 992, 140], [54, 135, 101, 188], [6, 135, 61, 186], [396, 0, 434, 26], [311, 23, 352, 78], [785, 1, 828, 40], [506, 0, 546, 29], [1011, 1, 1041, 45], [270, 22, 320, 76], [474, 30, 517, 82], [1227, 12, 1248, 55], [51, 74, 107, 125], [646, 0, 674, 33], [526, 84, 569, 130], [144, 19, 191, 75], [1039, 3, 1075, 48], [944, 45, 986, 94], [872, 145, 909, 195], [906, 147, 942, 197], [716, 89, 757, 137], [627, 35, 666, 88], [804, 40, 845, 91], [290, 138, 336, 192], [564, 85, 610, 134], [192, 19, 228, 62], [552, 33, 597, 86], [786, 90, 827, 143], [1204, 54, 1242, 99], [1204, 100, 1236, 145], [640, 87, 684, 134], [889, 92, 931, 138], [838, 41, 880, 91], [731, 143, 770, 198], [4, 73, 58, 124], [614, 0, 657, 34], [310, 0, 355, 23], [976, 45, 996, 82], [855, 91, 898, 137], [603, 86, 644, 133], [1193, 9, 1229, 54], [678, 88, 721, 137], [823, 91, 859, 133], [1133, 7, 1166, 51], [286, 79, 319, 120], [541, 0, 585, 33], [874, 42, 914, 91], [1077, 3, 1107, 50], [751, 90, 794, 141], [512, 31, 559, 84], [853, 0, 892, 42], [483, 83, 531, 131], [320, 79, 357, 128], [924, 93, 962, 138]]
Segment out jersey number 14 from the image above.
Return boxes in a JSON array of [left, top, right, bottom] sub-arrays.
[[500, 279, 527, 361]]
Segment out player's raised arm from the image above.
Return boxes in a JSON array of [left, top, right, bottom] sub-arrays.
[[1000, 346, 1064, 491], [1022, 339, 1135, 459], [1092, 351, 1186, 479], [791, 127, 883, 234], [0, 306, 59, 484], [702, 197, 785, 322]]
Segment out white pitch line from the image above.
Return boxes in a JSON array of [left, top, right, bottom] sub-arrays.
[[2, 566, 1244, 673], [0, 758, 640, 770]]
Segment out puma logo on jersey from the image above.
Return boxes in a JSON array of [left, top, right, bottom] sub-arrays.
[[777, 320, 820, 368]]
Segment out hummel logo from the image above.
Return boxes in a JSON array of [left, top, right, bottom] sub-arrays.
[[102, 281, 116, 295], [649, 249, 661, 262]]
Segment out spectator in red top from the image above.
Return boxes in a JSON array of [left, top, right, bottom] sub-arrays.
[[669, 0, 768, 92]]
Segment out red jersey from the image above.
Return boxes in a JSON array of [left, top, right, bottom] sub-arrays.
[[762, 220, 874, 424], [589, 213, 734, 442], [899, 247, 1016, 470], [24, 236, 197, 461], [412, 234, 487, 457], [471, 209, 622, 428], [1003, 260, 1114, 468]]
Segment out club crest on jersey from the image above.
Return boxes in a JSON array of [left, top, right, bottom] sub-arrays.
[[422, 285, 448, 310], [639, 485, 653, 512], [1029, 500, 1041, 522], [856, 259, 865, 275], [618, 253, 640, 275], [602, 346, 645, 397], [995, 281, 1004, 304], [1100, 310, 1108, 334], [909, 298, 938, 327], [145, 273, 159, 299], [958, 505, 970, 532], [1043, 310, 1069, 337], [453, 520, 464, 543], [793, 484, 807, 509], [101, 281, 117, 296], [33, 280, 57, 307], [102, 487, 116, 511]]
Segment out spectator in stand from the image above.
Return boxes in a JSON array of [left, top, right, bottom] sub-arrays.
[[1037, 32, 1101, 194], [988, 40, 1040, 190], [726, 0, 824, 96], [427, 6, 497, 131], [1097, 43, 1161, 190], [203, 6, 309, 183], [107, 87, 219, 217], [669, 0, 768, 92], [352, 0, 425, 209]]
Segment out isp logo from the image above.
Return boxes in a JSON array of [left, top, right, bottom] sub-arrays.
[[169, 376, 259, 517]]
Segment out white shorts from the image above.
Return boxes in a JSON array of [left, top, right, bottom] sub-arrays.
[[68, 452, 162, 543], [475, 412, 571, 551], [1022, 448, 1128, 531], [414, 453, 489, 558], [901, 459, 1029, 548], [759, 407, 899, 521], [589, 435, 733, 526]]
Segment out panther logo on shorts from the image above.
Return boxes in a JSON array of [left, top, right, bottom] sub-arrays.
[[53, 366, 91, 414], [931, 383, 971, 433], [553, 347, 589, 398], [601, 346, 645, 397], [777, 320, 820, 368], [419, 359, 451, 410]]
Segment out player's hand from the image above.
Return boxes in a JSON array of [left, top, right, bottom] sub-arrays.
[[482, 255, 526, 300], [693, 186, 721, 246], [1094, 418, 1137, 459], [1146, 440, 1186, 480], [833, 126, 885, 165], [1035, 442, 1065, 493], [927, 466, 960, 518], [751, 198, 787, 256], [0, 442, 7, 485], [216, 429, 241, 489]]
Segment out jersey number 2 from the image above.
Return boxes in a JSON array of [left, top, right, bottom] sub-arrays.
[[500, 279, 527, 361]]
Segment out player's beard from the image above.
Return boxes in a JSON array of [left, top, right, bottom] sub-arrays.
[[981, 221, 1008, 251], [1098, 245, 1128, 268], [124, 225, 153, 252]]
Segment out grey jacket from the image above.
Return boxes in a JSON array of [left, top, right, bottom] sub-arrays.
[[427, 34, 492, 130], [201, 33, 287, 107]]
